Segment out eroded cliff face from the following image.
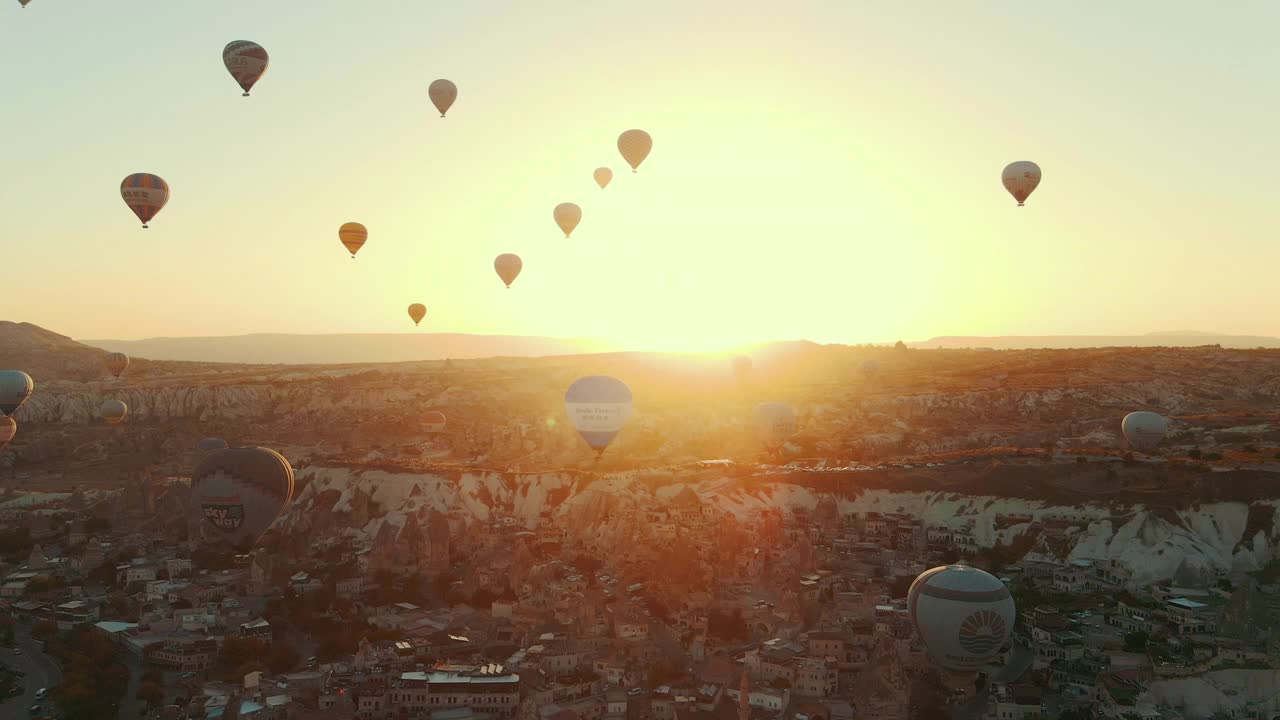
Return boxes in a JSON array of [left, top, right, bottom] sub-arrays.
[[271, 462, 1280, 589]]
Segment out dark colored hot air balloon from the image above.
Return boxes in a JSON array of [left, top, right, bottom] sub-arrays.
[[191, 447, 295, 551], [223, 41, 269, 97], [121, 173, 169, 228], [198, 437, 229, 451], [0, 371, 34, 416], [0, 416, 15, 453]]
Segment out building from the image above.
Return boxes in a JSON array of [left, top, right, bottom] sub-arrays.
[[989, 683, 1043, 720], [54, 600, 99, 630]]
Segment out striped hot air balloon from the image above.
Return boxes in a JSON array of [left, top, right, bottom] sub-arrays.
[[120, 173, 170, 228], [339, 222, 367, 258], [223, 41, 270, 97], [104, 352, 130, 379]]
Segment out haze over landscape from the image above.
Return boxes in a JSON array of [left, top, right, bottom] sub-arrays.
[[4, 3, 1280, 720]]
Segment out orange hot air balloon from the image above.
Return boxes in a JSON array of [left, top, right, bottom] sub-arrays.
[[494, 253, 522, 288], [408, 304, 427, 326], [617, 129, 652, 172], [104, 352, 130, 379], [121, 173, 170, 228], [339, 222, 367, 258], [594, 168, 613, 189], [429, 79, 458, 117], [554, 203, 582, 238], [0, 416, 15, 453], [223, 41, 269, 96]]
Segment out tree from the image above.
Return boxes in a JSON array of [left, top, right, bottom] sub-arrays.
[[267, 641, 302, 674], [1123, 631, 1149, 652], [894, 340, 907, 350]]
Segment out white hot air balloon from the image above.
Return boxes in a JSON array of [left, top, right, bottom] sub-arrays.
[[909, 564, 1016, 674], [1001, 161, 1042, 206], [0, 371, 34, 416], [564, 376, 633, 459], [1122, 411, 1168, 451]]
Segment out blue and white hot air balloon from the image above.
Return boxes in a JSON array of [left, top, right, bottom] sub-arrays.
[[564, 376, 632, 459], [908, 564, 1016, 674]]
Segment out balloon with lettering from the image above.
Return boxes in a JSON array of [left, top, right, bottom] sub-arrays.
[[617, 129, 652, 172], [429, 79, 458, 117], [564, 376, 633, 459], [554, 203, 582, 238], [0, 371, 34, 416], [198, 437, 229, 452], [1001, 161, 1041, 207], [100, 399, 128, 426], [339, 222, 367, 258], [121, 173, 170, 228], [594, 168, 613, 189], [408, 304, 427, 327], [754, 402, 796, 452], [1121, 411, 1168, 451], [223, 41, 269, 96], [909, 564, 1016, 673], [0, 417, 15, 453], [191, 447, 295, 551], [423, 411, 446, 433], [105, 352, 130, 379], [494, 253, 522, 288]]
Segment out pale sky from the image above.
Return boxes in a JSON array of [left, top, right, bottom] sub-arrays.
[[3, 1, 1279, 352]]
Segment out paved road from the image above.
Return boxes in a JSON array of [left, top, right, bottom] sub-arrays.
[[0, 629, 63, 720]]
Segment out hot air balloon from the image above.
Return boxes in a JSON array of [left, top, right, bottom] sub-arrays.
[[494, 253, 522, 288], [429, 79, 458, 117], [0, 371, 34, 416], [1122, 411, 1168, 451], [594, 168, 613, 189], [909, 564, 1016, 673], [223, 41, 269, 96], [101, 399, 128, 426], [754, 402, 797, 453], [861, 358, 881, 379], [408, 304, 427, 327], [1001, 161, 1041, 206], [191, 447, 295, 551], [121, 173, 170, 228], [554, 203, 582, 238], [0, 417, 15, 453], [617, 129, 652, 172], [731, 356, 752, 381], [198, 437, 229, 451], [565, 376, 633, 459], [18, 0, 31, 7], [339, 222, 367, 258], [423, 411, 446, 433], [105, 352, 130, 379]]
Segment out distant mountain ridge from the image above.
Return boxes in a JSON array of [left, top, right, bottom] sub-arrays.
[[911, 332, 1280, 350], [79, 332, 617, 365]]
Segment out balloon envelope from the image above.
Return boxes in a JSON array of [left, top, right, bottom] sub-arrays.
[[754, 402, 797, 451], [105, 352, 130, 379], [617, 129, 653, 172], [191, 447, 295, 551], [554, 203, 582, 238], [0, 371, 34, 416], [429, 79, 458, 117], [594, 168, 613, 189], [565, 376, 633, 455], [0, 416, 15, 452], [494, 253, 522, 288], [121, 173, 170, 227], [101, 399, 128, 425], [223, 41, 269, 95], [423, 411, 446, 433], [1001, 161, 1042, 206], [909, 564, 1015, 672], [198, 437, 229, 452], [1122, 411, 1168, 450], [339, 222, 367, 257], [408, 304, 427, 326]]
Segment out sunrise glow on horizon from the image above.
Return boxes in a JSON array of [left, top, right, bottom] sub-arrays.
[[4, 1, 1280, 353]]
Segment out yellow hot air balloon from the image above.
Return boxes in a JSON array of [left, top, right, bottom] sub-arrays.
[[494, 253, 522, 288], [554, 203, 582, 238], [617, 129, 652, 172], [594, 168, 613, 189], [101, 399, 128, 426], [339, 222, 367, 258], [429, 79, 458, 118], [408, 304, 427, 326]]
